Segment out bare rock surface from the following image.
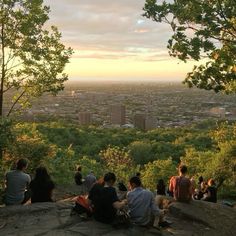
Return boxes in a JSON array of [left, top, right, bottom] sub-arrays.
[[0, 200, 235, 236]]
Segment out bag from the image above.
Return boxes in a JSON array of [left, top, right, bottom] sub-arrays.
[[112, 209, 131, 229], [72, 195, 93, 217]]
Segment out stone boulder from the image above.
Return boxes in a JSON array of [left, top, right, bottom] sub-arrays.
[[0, 200, 235, 236]]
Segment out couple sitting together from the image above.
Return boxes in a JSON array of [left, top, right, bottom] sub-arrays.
[[86, 172, 168, 228]]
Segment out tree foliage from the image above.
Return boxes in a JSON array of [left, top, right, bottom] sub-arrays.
[[143, 0, 236, 93], [0, 0, 73, 116]]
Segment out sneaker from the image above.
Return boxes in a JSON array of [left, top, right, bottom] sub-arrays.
[[158, 220, 172, 228]]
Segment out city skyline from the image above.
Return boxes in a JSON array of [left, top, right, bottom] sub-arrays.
[[45, 0, 202, 82]]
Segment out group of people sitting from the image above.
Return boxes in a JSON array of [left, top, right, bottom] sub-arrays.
[[3, 158, 218, 229], [4, 159, 55, 205]]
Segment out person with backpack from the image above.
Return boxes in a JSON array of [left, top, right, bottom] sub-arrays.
[[169, 165, 192, 203]]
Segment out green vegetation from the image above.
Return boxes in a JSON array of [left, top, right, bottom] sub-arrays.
[[1, 119, 235, 199], [143, 0, 236, 93], [0, 0, 73, 117]]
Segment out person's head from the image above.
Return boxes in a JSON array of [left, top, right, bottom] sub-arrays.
[[208, 178, 215, 186], [129, 176, 142, 190], [16, 159, 28, 171], [178, 165, 188, 176], [104, 172, 116, 186], [77, 166, 82, 172], [136, 172, 141, 178], [198, 176, 204, 184], [35, 166, 50, 181], [118, 182, 127, 192]]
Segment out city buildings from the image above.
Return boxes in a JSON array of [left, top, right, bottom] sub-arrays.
[[110, 105, 126, 125]]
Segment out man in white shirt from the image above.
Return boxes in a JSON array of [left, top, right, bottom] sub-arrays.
[[5, 159, 31, 205]]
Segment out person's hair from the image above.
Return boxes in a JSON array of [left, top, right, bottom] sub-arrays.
[[16, 159, 28, 170], [136, 172, 141, 177], [129, 176, 141, 187], [118, 182, 127, 191], [77, 166, 82, 171], [179, 165, 187, 174], [34, 166, 51, 182], [208, 178, 215, 186], [104, 172, 116, 183], [157, 179, 166, 195], [198, 176, 204, 184]]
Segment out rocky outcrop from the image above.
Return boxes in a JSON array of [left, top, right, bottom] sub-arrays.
[[0, 200, 235, 236]]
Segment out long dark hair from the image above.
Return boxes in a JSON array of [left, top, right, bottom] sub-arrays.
[[157, 179, 166, 195], [34, 166, 51, 183]]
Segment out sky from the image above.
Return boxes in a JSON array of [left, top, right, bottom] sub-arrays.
[[45, 0, 198, 82]]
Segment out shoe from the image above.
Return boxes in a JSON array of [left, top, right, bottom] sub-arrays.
[[158, 220, 172, 228]]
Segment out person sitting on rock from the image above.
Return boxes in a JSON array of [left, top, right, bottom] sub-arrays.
[[156, 179, 166, 209], [30, 166, 55, 203], [127, 176, 169, 228], [74, 165, 83, 186], [169, 165, 192, 203], [84, 171, 97, 193], [202, 179, 217, 203], [4, 159, 31, 205], [88, 172, 127, 224]]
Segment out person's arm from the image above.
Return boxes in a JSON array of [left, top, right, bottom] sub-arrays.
[[150, 193, 161, 216], [113, 199, 127, 209], [169, 177, 174, 193]]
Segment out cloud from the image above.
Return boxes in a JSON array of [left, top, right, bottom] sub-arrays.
[[44, 0, 172, 61]]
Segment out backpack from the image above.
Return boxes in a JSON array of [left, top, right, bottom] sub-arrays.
[[175, 177, 191, 202], [72, 195, 93, 217]]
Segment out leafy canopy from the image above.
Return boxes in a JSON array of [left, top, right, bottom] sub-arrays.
[[143, 0, 236, 93], [0, 0, 73, 116]]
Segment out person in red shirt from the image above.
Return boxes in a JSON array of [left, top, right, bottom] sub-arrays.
[[169, 165, 192, 203]]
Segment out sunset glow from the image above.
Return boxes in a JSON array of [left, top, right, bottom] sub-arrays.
[[45, 0, 198, 81]]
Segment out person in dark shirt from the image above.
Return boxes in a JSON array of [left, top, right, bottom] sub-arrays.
[[30, 167, 55, 203], [203, 179, 217, 203], [157, 179, 166, 196], [74, 166, 83, 185], [88, 172, 127, 224]]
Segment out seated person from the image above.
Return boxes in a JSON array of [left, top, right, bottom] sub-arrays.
[[5, 159, 31, 205], [127, 176, 168, 227], [193, 181, 207, 200], [169, 165, 192, 203], [117, 182, 128, 200], [74, 166, 83, 185], [156, 179, 166, 209], [88, 172, 127, 224], [84, 171, 97, 192], [202, 179, 217, 203], [30, 167, 55, 203]]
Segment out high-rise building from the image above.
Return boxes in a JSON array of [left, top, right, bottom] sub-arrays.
[[133, 114, 146, 130], [134, 114, 156, 131], [79, 112, 92, 125], [110, 105, 126, 125], [145, 116, 156, 130]]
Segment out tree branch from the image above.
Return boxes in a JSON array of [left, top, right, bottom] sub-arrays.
[[7, 90, 26, 117]]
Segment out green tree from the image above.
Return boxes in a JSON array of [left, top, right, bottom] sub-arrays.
[[142, 158, 176, 190], [143, 0, 236, 93], [128, 141, 154, 165], [0, 0, 73, 116], [99, 146, 137, 182]]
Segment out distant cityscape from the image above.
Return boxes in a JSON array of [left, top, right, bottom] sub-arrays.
[[4, 82, 236, 129]]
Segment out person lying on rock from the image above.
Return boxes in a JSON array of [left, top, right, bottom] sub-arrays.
[[169, 165, 192, 203], [30, 166, 55, 203], [88, 172, 127, 224], [4, 159, 31, 205], [127, 176, 170, 228]]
